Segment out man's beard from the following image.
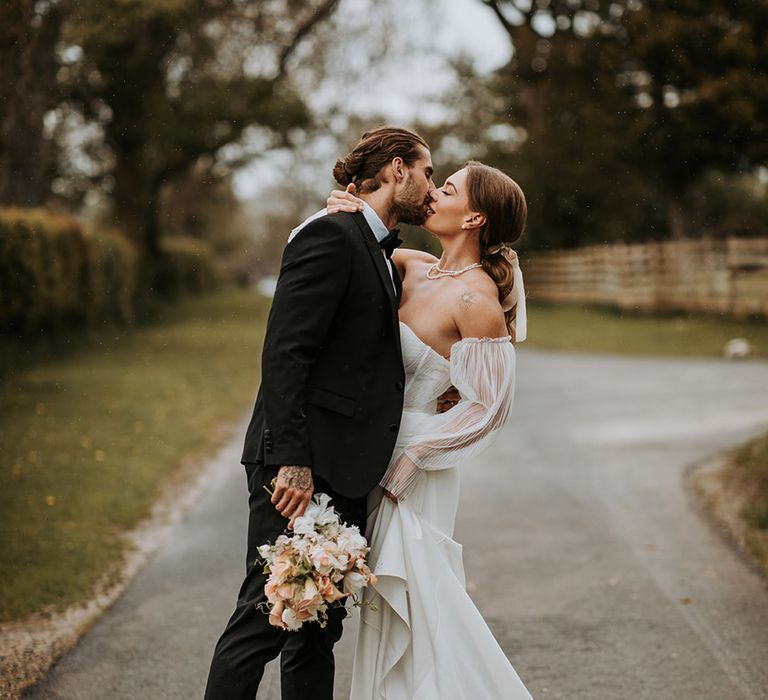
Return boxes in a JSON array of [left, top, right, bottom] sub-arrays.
[[389, 178, 428, 226]]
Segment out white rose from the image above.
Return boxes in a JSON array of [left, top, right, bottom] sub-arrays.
[[343, 570, 367, 595], [292, 515, 316, 536], [281, 607, 303, 631]]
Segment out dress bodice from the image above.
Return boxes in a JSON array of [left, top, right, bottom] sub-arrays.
[[399, 322, 453, 414]]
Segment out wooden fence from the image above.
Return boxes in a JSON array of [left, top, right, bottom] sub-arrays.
[[521, 237, 768, 318]]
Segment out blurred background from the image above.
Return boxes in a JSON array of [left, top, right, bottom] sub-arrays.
[[1, 0, 767, 695]]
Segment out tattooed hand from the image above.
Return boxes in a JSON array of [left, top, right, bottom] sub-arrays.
[[271, 465, 314, 529]]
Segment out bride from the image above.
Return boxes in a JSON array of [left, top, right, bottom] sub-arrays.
[[325, 161, 534, 699]]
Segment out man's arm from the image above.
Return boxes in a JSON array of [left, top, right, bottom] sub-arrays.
[[261, 216, 352, 525]]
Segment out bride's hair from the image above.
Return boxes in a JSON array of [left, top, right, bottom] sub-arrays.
[[464, 161, 527, 337], [333, 126, 429, 194]]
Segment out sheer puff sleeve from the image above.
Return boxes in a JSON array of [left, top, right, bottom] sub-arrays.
[[379, 336, 516, 500]]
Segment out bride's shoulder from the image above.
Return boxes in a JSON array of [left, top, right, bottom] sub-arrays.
[[454, 272, 507, 340]]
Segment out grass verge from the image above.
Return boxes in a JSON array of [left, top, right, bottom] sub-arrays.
[[0, 289, 269, 622], [525, 303, 768, 357], [691, 433, 768, 575]]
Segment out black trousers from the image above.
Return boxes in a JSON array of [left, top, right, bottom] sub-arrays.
[[204, 463, 367, 700]]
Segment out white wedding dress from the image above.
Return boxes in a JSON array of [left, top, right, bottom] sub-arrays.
[[350, 321, 534, 700]]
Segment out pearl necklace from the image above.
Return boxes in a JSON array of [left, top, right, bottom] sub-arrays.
[[426, 261, 483, 279]]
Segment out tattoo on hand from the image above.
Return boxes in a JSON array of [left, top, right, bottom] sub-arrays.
[[279, 465, 312, 491], [460, 289, 476, 310]]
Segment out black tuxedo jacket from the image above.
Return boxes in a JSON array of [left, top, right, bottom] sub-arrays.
[[241, 211, 405, 498]]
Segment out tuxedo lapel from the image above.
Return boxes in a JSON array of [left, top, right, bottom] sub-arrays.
[[392, 264, 403, 303], [350, 212, 401, 339]]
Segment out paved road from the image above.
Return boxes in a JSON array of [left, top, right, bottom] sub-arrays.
[[26, 350, 768, 700]]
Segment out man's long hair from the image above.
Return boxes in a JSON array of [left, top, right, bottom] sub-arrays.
[[333, 126, 429, 194]]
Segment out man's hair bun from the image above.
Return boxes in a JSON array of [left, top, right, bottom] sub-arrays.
[[332, 158, 354, 186], [331, 126, 429, 192]]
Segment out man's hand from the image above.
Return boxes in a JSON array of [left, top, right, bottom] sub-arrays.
[[271, 465, 314, 529], [436, 385, 461, 413]]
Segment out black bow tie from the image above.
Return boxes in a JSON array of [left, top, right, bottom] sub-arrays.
[[379, 228, 402, 259]]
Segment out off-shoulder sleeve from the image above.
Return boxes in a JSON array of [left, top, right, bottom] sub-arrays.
[[379, 336, 516, 499]]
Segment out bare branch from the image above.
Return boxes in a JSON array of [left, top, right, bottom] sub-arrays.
[[276, 0, 340, 78], [482, 0, 518, 39]]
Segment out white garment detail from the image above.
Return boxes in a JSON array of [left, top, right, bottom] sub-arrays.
[[499, 249, 527, 342], [350, 322, 534, 700]]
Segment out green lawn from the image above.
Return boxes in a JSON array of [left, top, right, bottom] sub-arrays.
[[0, 289, 269, 622], [525, 303, 768, 357]]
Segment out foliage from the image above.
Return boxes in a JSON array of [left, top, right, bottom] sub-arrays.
[[0, 208, 137, 333], [1, 0, 343, 296], [154, 237, 219, 298], [59, 0, 340, 257], [0, 208, 221, 335], [0, 1, 62, 207], [159, 166, 248, 255], [684, 172, 768, 238], [457, 0, 768, 247], [728, 434, 768, 531], [619, 0, 768, 237]]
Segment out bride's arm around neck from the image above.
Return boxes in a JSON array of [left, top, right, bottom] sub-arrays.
[[392, 247, 436, 280]]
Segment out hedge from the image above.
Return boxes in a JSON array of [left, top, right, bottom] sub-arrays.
[[0, 208, 219, 334], [154, 236, 219, 299], [0, 208, 136, 333]]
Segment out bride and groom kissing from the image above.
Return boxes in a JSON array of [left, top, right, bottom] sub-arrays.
[[204, 126, 533, 699]]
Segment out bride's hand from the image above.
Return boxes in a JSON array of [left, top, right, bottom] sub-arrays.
[[327, 183, 364, 214], [382, 487, 398, 504]]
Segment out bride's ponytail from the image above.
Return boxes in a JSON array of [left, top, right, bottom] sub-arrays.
[[464, 161, 528, 341]]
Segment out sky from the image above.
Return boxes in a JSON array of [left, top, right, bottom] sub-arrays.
[[233, 0, 512, 200], [355, 0, 513, 123]]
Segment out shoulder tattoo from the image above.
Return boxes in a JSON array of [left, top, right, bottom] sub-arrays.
[[459, 288, 477, 310]]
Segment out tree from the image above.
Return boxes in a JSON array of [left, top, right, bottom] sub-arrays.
[[418, 48, 667, 249], [0, 0, 63, 206], [619, 0, 768, 237], [61, 0, 340, 261], [462, 1, 666, 248], [480, 0, 768, 241]]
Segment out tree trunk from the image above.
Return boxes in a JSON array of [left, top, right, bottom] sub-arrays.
[[111, 158, 165, 294], [667, 192, 687, 240], [0, 1, 62, 206], [111, 156, 163, 259]]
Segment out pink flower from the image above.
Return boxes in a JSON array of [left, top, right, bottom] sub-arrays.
[[276, 583, 295, 601], [264, 580, 278, 602], [269, 600, 286, 629], [316, 575, 347, 603], [270, 555, 293, 583]]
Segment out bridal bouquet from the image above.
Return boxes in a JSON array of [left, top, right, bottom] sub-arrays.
[[257, 493, 377, 631]]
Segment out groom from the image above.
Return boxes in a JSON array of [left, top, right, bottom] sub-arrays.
[[204, 126, 436, 700]]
